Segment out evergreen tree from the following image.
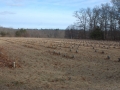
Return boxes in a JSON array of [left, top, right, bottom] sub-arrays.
[[90, 26, 104, 40]]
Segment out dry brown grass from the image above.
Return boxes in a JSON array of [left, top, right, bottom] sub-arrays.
[[0, 37, 120, 90]]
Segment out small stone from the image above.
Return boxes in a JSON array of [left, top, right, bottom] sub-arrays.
[[107, 56, 110, 59], [118, 58, 120, 62], [63, 54, 66, 57], [58, 52, 60, 55], [101, 51, 104, 54], [76, 50, 78, 53], [71, 55, 74, 58]]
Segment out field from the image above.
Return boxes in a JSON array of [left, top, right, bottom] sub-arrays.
[[0, 37, 120, 90]]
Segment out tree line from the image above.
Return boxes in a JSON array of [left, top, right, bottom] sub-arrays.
[[0, 27, 65, 38], [65, 0, 120, 40]]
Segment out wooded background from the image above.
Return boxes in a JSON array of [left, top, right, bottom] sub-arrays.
[[0, 0, 120, 40]]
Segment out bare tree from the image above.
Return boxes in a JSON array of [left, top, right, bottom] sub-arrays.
[[86, 8, 93, 32], [111, 0, 120, 28], [99, 3, 111, 39], [74, 9, 88, 39], [65, 25, 79, 39], [92, 6, 101, 29]]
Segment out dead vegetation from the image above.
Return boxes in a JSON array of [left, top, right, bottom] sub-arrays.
[[0, 37, 120, 90], [0, 47, 20, 68]]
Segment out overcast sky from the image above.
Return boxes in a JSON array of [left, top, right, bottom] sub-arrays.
[[0, 0, 111, 29]]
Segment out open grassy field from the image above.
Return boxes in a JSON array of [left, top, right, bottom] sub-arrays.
[[0, 37, 120, 90]]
